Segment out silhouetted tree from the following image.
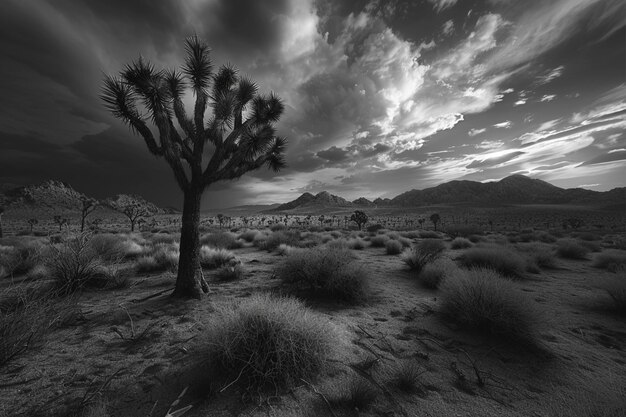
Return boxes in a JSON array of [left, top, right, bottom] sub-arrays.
[[80, 197, 99, 232], [350, 210, 368, 230], [101, 36, 286, 298], [430, 213, 441, 231], [27, 218, 38, 234], [53, 215, 67, 232], [107, 195, 157, 232], [217, 213, 225, 229]]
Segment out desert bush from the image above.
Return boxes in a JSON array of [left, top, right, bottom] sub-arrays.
[[418, 258, 457, 289], [200, 232, 242, 250], [450, 237, 473, 250], [459, 245, 526, 278], [276, 244, 298, 256], [445, 224, 482, 238], [439, 268, 543, 346], [400, 230, 420, 239], [515, 242, 557, 271], [89, 233, 126, 261], [326, 239, 349, 251], [199, 246, 236, 269], [401, 239, 446, 273], [48, 234, 104, 295], [213, 263, 244, 282], [556, 239, 589, 260], [366, 224, 384, 233], [238, 229, 261, 242], [536, 231, 557, 243], [396, 237, 412, 248], [0, 286, 77, 368], [579, 240, 602, 253], [577, 232, 600, 241], [276, 247, 369, 303], [592, 250, 626, 272], [330, 376, 378, 411], [418, 230, 440, 239], [385, 239, 403, 255], [347, 238, 366, 250], [0, 241, 45, 277], [270, 223, 287, 232], [391, 361, 423, 393], [257, 230, 301, 252], [136, 243, 179, 273], [370, 235, 389, 247], [206, 294, 335, 390], [149, 232, 178, 245]]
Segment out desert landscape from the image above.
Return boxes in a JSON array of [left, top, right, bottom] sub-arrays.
[[1, 176, 625, 417], [1, 0, 625, 416]]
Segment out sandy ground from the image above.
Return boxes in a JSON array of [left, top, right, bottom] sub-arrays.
[[1, 240, 625, 417]]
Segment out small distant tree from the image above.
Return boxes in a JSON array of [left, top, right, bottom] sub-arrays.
[[27, 218, 38, 234], [350, 210, 368, 230], [418, 218, 425, 228], [564, 218, 584, 230], [53, 215, 67, 232], [430, 213, 441, 231], [216, 213, 225, 229], [89, 218, 103, 232], [107, 195, 157, 232], [80, 197, 99, 232]]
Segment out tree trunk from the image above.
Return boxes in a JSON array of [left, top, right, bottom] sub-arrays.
[[130, 218, 135, 232], [81, 215, 86, 232], [0, 214, 3, 238], [172, 186, 209, 298]]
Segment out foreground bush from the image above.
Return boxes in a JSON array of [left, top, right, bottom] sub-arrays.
[[136, 243, 179, 273], [604, 279, 626, 314], [418, 258, 457, 289], [213, 263, 244, 282], [401, 239, 446, 273], [459, 245, 526, 278], [592, 250, 626, 272], [276, 247, 369, 303], [516, 242, 557, 271], [439, 268, 543, 346], [445, 224, 482, 238], [556, 239, 589, 260], [347, 238, 366, 250], [385, 239, 403, 255], [48, 234, 104, 295], [450, 237, 473, 250], [256, 230, 301, 252], [369, 235, 389, 247], [207, 294, 335, 390], [199, 246, 236, 269], [200, 232, 242, 250]]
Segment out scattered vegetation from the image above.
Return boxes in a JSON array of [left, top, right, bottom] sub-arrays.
[[276, 246, 369, 303], [199, 246, 236, 269], [556, 239, 590, 260], [459, 245, 527, 278], [391, 361, 423, 393], [439, 268, 543, 347], [385, 239, 403, 255], [206, 294, 335, 391], [450, 237, 473, 250], [418, 258, 457, 289], [213, 263, 244, 282], [401, 239, 446, 273], [330, 376, 379, 411], [592, 250, 626, 272], [200, 232, 242, 250]]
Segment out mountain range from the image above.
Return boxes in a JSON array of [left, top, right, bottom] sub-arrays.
[[269, 175, 625, 212]]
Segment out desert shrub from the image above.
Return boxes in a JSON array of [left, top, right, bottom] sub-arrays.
[[270, 223, 287, 232], [89, 233, 126, 261], [611, 237, 626, 250], [330, 231, 342, 238], [400, 230, 420, 239], [276, 244, 298, 256], [592, 250, 626, 272], [199, 246, 236, 269], [391, 361, 423, 393], [604, 279, 626, 314], [370, 235, 389, 247], [200, 232, 242, 250], [418, 258, 457, 289], [326, 239, 349, 251], [136, 243, 179, 273], [556, 239, 589, 260], [439, 268, 543, 346], [276, 247, 369, 303], [206, 294, 335, 390], [366, 224, 384, 233], [459, 246, 526, 278], [213, 263, 244, 282], [445, 224, 482, 238], [450, 237, 473, 250], [347, 238, 366, 250], [515, 242, 557, 271], [401, 239, 446, 273], [536, 231, 557, 243], [577, 232, 600, 241], [257, 230, 301, 252], [385, 239, 403, 255], [48, 234, 104, 295], [0, 285, 77, 368], [149, 233, 178, 245], [418, 230, 440, 239], [396, 237, 412, 248], [579, 240, 602, 253], [238, 229, 261, 242], [0, 241, 45, 277], [330, 376, 378, 411]]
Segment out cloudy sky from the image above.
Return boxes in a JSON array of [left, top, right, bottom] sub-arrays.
[[1, 0, 624, 208]]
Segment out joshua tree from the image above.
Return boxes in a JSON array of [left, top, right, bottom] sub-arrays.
[[217, 213, 225, 229], [79, 197, 99, 232], [350, 210, 368, 230], [53, 215, 67, 232], [27, 218, 38, 234], [430, 213, 441, 231], [107, 195, 157, 232], [102, 36, 286, 298]]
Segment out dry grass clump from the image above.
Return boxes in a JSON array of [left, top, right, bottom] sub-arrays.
[[370, 235, 389, 247], [48, 234, 105, 295], [401, 239, 446, 273], [556, 239, 589, 260], [418, 230, 441, 239], [459, 245, 526, 278], [385, 239, 403, 255], [136, 243, 179, 273], [89, 233, 128, 261], [238, 229, 261, 242], [418, 258, 457, 289], [206, 294, 335, 391], [213, 263, 244, 282], [276, 244, 298, 256], [149, 232, 178, 245], [347, 238, 366, 250], [329, 376, 379, 411], [450, 237, 473, 250], [516, 242, 557, 271], [276, 247, 369, 303], [200, 232, 242, 250], [257, 230, 301, 252], [445, 224, 482, 238], [604, 279, 626, 314], [0, 240, 45, 278], [199, 246, 236, 269], [592, 250, 626, 272], [391, 361, 423, 393], [439, 268, 543, 347]]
